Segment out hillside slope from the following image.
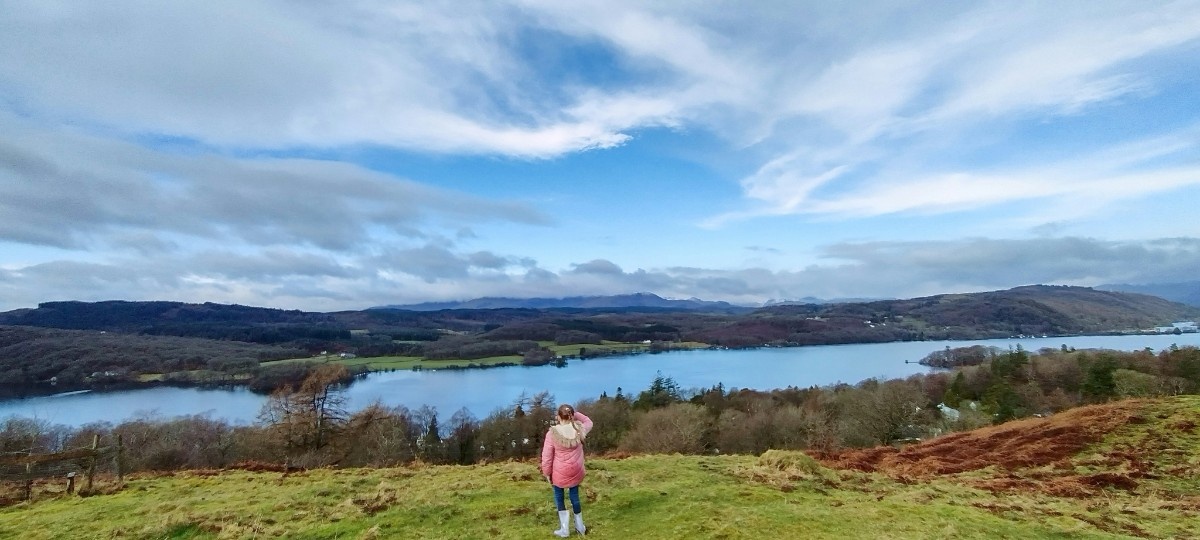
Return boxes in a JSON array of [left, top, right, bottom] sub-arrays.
[[4, 286, 1193, 343], [0, 325, 304, 390], [0, 286, 1194, 392], [693, 285, 1198, 346], [4, 397, 1198, 539], [374, 292, 748, 312], [1100, 281, 1200, 308]]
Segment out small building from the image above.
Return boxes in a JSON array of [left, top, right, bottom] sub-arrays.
[[1156, 322, 1198, 333], [937, 403, 961, 421]]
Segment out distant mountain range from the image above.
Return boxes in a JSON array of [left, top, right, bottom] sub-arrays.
[[2, 285, 1196, 391], [372, 292, 749, 312], [762, 296, 891, 306], [373, 292, 890, 311], [1098, 281, 1200, 308]]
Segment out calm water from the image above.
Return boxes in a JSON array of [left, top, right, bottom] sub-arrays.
[[3, 333, 1199, 427]]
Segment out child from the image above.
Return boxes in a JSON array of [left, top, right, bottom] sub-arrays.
[[540, 404, 594, 536]]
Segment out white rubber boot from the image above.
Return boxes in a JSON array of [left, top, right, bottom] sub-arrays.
[[553, 510, 570, 537], [574, 512, 586, 535]]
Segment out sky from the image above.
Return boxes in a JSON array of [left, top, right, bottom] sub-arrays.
[[1, 1, 1199, 312]]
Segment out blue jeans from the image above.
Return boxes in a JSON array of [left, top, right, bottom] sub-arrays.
[[553, 485, 581, 513]]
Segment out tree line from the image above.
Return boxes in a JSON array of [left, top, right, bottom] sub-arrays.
[[3, 286, 1195, 397], [4, 345, 1198, 476], [0, 326, 306, 392]]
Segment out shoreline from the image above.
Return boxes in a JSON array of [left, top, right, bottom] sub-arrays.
[[3, 331, 1194, 403]]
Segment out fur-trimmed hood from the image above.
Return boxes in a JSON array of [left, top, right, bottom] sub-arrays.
[[549, 421, 584, 447]]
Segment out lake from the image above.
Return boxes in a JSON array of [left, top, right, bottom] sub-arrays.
[[3, 333, 1199, 427]]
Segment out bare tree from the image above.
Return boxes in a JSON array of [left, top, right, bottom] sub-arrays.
[[839, 379, 926, 446], [620, 403, 710, 454], [341, 403, 419, 466], [259, 363, 350, 465]]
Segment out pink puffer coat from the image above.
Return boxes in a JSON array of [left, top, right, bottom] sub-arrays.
[[540, 412, 593, 488]]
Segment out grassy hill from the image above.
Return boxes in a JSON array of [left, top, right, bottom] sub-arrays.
[[4, 396, 1199, 539]]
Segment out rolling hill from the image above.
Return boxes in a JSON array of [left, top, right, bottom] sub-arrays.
[[2, 286, 1193, 343], [0, 285, 1194, 391], [373, 292, 748, 312], [3, 396, 1197, 539]]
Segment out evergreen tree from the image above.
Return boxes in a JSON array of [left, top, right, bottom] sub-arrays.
[[420, 411, 442, 461], [983, 380, 1022, 424], [942, 372, 967, 408], [633, 371, 683, 410], [1082, 355, 1118, 401]]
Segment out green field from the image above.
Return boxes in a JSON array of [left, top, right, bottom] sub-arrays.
[[5, 396, 1198, 539], [260, 354, 519, 372], [258, 340, 711, 373]]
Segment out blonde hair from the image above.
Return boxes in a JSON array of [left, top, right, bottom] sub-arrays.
[[556, 404, 585, 444]]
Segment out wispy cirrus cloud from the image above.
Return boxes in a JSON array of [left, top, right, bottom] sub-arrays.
[[710, 2, 1200, 223], [2, 1, 1199, 311], [0, 1, 644, 157]]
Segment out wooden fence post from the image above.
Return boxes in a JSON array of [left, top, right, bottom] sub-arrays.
[[115, 434, 124, 484], [85, 434, 99, 492], [24, 462, 32, 501], [67, 471, 76, 494]]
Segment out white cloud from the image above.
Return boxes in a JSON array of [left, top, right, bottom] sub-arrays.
[[0, 112, 549, 252], [0, 0, 655, 157], [570, 259, 625, 275], [710, 2, 1200, 223], [2, 1, 1200, 311], [807, 166, 1200, 219], [929, 4, 1200, 119], [5, 1, 1194, 165], [3, 236, 1197, 312]]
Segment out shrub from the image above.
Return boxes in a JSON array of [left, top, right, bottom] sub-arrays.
[[757, 449, 825, 476], [619, 403, 710, 454]]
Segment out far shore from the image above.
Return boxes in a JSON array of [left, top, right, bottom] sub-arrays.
[[0, 340, 712, 400], [4, 331, 1193, 402]]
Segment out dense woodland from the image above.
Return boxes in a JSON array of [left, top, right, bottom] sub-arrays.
[[3, 345, 1198, 476], [0, 286, 1194, 396], [0, 326, 312, 394]]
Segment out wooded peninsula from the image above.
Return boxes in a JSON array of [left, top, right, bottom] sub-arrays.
[[0, 285, 1194, 396]]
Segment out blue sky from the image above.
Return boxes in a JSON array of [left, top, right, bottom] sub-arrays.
[[1, 1, 1199, 311]]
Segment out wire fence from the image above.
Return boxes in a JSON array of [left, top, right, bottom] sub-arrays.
[[0, 435, 124, 502]]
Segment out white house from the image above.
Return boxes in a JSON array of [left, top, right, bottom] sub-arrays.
[[1158, 321, 1198, 333]]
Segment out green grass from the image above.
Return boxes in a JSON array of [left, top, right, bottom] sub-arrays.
[[133, 341, 712, 380], [2, 454, 1172, 540], [134, 371, 252, 383], [1075, 395, 1200, 497], [255, 340, 712, 374], [541, 340, 709, 357], [260, 354, 522, 372], [8, 394, 1200, 540]]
